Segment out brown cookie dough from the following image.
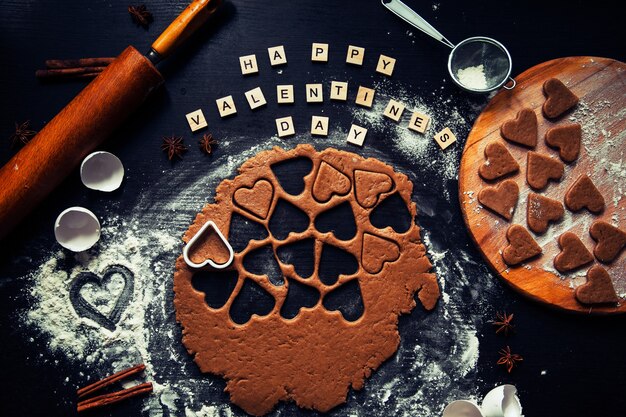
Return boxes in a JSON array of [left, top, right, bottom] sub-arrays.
[[542, 78, 579, 119], [564, 174, 605, 214], [545, 123, 582, 163], [500, 108, 538, 148], [575, 265, 619, 305], [477, 179, 519, 220], [554, 232, 594, 273], [233, 179, 274, 219], [526, 151, 564, 190], [502, 224, 542, 265], [354, 170, 393, 208], [173, 145, 439, 416], [526, 193, 564, 234], [478, 142, 520, 181], [589, 221, 626, 263]]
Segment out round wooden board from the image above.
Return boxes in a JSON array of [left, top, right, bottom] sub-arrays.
[[459, 56, 626, 314]]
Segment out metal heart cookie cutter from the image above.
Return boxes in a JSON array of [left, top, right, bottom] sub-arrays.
[[183, 221, 234, 269]]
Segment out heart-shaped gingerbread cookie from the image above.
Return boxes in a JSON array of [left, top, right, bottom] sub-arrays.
[[545, 123, 582, 163], [233, 179, 274, 219], [575, 265, 618, 305], [362, 232, 400, 274], [478, 142, 520, 181], [564, 174, 605, 214], [502, 224, 542, 266], [312, 161, 351, 202], [542, 78, 579, 119], [554, 232, 594, 273], [526, 193, 564, 234], [526, 151, 564, 190], [354, 170, 393, 208], [500, 108, 538, 148], [478, 179, 519, 220], [589, 220, 626, 263]]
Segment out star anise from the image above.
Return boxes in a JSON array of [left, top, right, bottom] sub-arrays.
[[199, 133, 217, 155], [9, 120, 37, 147], [161, 135, 187, 160], [491, 311, 514, 336], [497, 346, 523, 373], [128, 4, 153, 28]]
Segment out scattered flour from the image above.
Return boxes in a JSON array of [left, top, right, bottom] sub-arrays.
[[19, 75, 490, 416]]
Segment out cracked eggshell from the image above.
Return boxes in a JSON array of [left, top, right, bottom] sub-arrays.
[[482, 384, 523, 417], [443, 400, 484, 417], [54, 207, 100, 252], [80, 151, 124, 192]]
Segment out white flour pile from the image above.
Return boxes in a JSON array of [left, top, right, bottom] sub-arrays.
[[456, 65, 488, 90], [19, 75, 491, 416]]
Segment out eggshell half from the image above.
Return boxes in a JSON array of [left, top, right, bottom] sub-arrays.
[[80, 151, 124, 192], [443, 400, 484, 417], [54, 207, 101, 252], [482, 384, 522, 417]]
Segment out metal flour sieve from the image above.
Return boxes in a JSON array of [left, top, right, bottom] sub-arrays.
[[382, 0, 516, 93]]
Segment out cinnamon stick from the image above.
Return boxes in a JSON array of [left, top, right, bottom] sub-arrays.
[[45, 57, 114, 69], [36, 67, 106, 79], [77, 382, 153, 413], [77, 364, 145, 399]]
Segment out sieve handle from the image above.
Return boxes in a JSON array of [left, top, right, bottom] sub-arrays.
[[381, 0, 455, 49], [503, 77, 517, 90]]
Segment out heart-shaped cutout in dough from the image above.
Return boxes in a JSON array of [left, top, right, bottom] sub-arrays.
[[545, 123, 581, 163], [526, 151, 564, 190], [575, 265, 618, 305], [479, 142, 520, 181], [565, 174, 605, 214], [554, 232, 594, 273], [542, 78, 579, 119], [362, 232, 400, 274], [589, 220, 626, 263], [312, 161, 351, 202], [502, 224, 542, 266], [500, 108, 537, 148], [478, 179, 519, 221], [354, 170, 393, 208], [184, 221, 234, 269], [233, 179, 274, 219]]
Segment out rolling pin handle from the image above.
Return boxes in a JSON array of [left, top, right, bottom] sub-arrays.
[[150, 0, 222, 60]]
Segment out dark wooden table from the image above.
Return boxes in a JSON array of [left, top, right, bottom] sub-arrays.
[[1, 1, 625, 416]]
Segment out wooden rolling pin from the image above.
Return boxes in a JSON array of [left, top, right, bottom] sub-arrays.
[[0, 0, 221, 240]]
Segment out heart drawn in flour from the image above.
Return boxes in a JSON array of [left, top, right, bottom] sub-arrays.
[[69, 264, 134, 331], [233, 179, 274, 219]]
